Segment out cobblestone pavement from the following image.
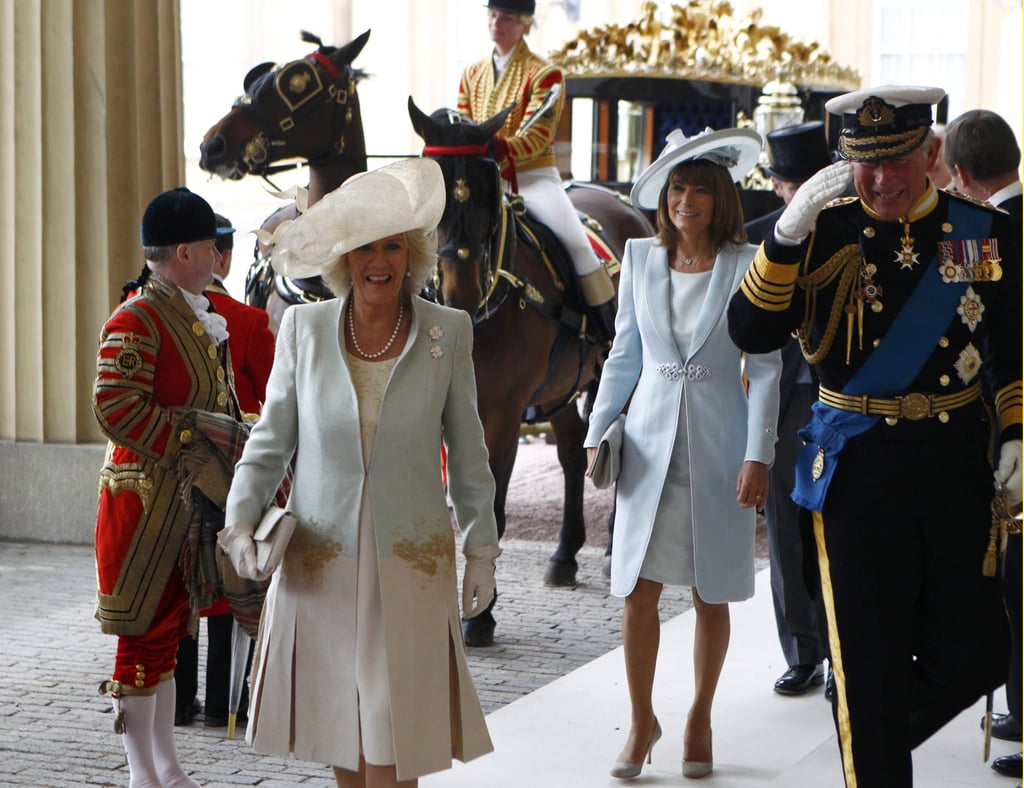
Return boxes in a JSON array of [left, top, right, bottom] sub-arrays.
[[0, 539, 700, 787]]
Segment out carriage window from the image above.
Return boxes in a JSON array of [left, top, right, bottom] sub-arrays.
[[569, 97, 594, 183], [617, 101, 644, 185]]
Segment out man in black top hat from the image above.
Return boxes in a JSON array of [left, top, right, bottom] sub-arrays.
[[745, 121, 834, 245], [745, 122, 834, 698], [729, 86, 1020, 787]]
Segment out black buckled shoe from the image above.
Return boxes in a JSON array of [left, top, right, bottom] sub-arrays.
[[992, 751, 1022, 778], [984, 713, 1024, 742], [774, 664, 826, 696], [174, 698, 201, 727]]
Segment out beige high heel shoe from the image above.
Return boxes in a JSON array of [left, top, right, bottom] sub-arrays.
[[610, 718, 662, 779], [682, 727, 713, 778]]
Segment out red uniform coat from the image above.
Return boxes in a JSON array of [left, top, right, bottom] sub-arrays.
[[93, 274, 240, 637]]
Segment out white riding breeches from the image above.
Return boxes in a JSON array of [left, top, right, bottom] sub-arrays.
[[514, 167, 600, 277]]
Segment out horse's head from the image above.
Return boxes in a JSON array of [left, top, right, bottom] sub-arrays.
[[200, 30, 370, 187], [409, 97, 514, 314]]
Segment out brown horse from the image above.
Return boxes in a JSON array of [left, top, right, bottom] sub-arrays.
[[198, 30, 370, 333], [409, 99, 653, 640]]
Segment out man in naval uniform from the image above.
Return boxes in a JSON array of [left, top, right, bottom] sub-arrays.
[[727, 86, 1021, 787], [93, 187, 241, 787]]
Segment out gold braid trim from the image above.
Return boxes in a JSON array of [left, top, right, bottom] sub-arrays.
[[995, 381, 1023, 433], [794, 244, 862, 365], [738, 246, 800, 311]]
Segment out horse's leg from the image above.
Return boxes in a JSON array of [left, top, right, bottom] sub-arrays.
[[462, 413, 521, 647], [543, 405, 588, 587]]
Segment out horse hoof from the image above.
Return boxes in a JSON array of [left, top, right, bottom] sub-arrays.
[[543, 559, 578, 587], [462, 616, 496, 648]]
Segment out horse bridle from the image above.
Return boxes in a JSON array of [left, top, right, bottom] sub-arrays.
[[233, 50, 359, 178], [422, 143, 508, 318]]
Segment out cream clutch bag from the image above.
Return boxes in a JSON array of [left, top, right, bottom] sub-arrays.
[[253, 507, 298, 576], [590, 414, 626, 489]]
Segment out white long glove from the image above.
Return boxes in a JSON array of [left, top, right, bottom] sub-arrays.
[[995, 439, 1022, 507], [462, 545, 501, 618], [217, 523, 267, 581], [775, 160, 854, 244]]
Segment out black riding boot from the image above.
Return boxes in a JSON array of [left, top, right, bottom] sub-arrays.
[[590, 301, 617, 346]]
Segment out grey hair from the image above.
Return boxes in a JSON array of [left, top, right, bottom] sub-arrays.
[[321, 229, 439, 298]]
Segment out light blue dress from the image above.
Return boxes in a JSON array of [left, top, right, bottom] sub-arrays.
[[638, 268, 712, 587]]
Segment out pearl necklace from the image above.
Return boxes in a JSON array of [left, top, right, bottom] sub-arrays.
[[348, 300, 404, 359]]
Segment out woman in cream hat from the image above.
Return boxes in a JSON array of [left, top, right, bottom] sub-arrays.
[[584, 129, 781, 779], [219, 158, 500, 787]]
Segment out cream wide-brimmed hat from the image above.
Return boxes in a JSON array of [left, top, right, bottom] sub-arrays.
[[272, 158, 445, 280], [630, 127, 763, 210]]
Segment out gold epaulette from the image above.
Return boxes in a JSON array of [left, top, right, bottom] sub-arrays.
[[946, 190, 1001, 212]]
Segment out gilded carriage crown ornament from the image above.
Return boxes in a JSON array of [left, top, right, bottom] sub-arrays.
[[548, 0, 859, 90]]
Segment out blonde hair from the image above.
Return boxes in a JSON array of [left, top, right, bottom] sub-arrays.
[[321, 229, 438, 298]]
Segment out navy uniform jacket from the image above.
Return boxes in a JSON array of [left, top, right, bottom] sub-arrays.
[[727, 185, 1021, 448]]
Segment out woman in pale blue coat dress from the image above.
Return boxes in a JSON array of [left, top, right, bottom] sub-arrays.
[[584, 129, 781, 780]]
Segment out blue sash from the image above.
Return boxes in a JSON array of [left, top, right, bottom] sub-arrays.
[[792, 200, 991, 511]]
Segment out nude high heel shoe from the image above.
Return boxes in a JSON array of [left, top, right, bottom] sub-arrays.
[[610, 718, 662, 779], [682, 727, 713, 778]]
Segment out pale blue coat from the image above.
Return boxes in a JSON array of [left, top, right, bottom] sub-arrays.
[[585, 239, 782, 603]]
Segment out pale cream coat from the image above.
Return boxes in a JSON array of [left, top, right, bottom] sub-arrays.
[[225, 295, 498, 780]]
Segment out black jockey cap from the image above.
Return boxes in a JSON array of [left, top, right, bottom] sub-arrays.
[[826, 85, 945, 162], [140, 187, 235, 247]]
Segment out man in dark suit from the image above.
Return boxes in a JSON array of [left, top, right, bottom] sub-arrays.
[[745, 122, 834, 696], [944, 109, 1022, 780]]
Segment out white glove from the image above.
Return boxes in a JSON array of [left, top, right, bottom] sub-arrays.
[[775, 160, 854, 243], [995, 439, 1022, 507], [462, 545, 501, 618], [217, 523, 266, 581]]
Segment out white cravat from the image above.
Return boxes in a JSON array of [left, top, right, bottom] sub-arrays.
[[180, 288, 229, 346]]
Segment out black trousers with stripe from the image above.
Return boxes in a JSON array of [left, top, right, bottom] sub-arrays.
[[814, 429, 1009, 787]]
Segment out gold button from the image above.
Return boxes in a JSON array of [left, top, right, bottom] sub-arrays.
[[135, 664, 145, 671], [942, 222, 953, 233], [939, 374, 950, 387], [179, 429, 192, 445], [136, 671, 145, 679], [216, 367, 225, 382], [871, 301, 883, 313], [192, 321, 205, 336], [938, 336, 949, 348], [217, 391, 228, 406], [873, 338, 882, 348], [885, 416, 898, 426], [207, 344, 217, 359], [135, 679, 145, 688], [863, 226, 876, 238], [938, 411, 950, 423]]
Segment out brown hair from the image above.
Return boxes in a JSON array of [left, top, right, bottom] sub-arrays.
[[654, 160, 747, 251]]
